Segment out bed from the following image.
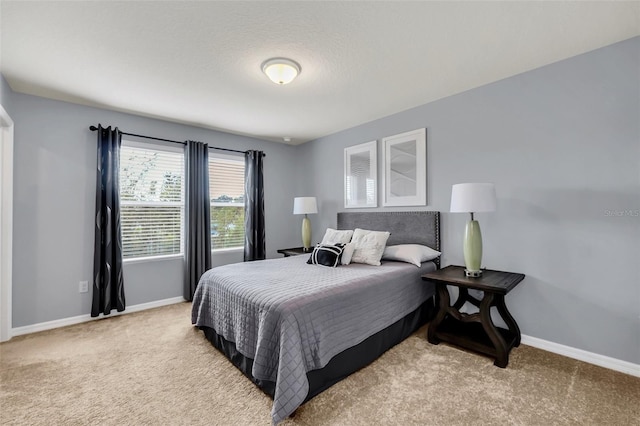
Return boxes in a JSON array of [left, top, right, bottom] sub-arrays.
[[191, 211, 441, 424]]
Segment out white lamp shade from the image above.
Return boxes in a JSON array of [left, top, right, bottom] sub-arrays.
[[262, 58, 300, 85], [450, 183, 496, 213], [293, 197, 318, 215]]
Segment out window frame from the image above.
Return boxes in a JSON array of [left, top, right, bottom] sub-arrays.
[[208, 152, 245, 253], [119, 139, 186, 262]]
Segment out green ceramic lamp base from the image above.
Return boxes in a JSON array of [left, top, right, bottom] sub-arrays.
[[463, 218, 483, 277], [301, 215, 312, 250]]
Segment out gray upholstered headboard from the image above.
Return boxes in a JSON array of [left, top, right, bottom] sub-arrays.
[[337, 211, 441, 268]]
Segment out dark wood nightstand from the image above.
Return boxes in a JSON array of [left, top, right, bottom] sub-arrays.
[[422, 265, 525, 368], [276, 247, 313, 257]]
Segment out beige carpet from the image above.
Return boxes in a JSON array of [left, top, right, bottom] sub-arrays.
[[1, 302, 638, 425]]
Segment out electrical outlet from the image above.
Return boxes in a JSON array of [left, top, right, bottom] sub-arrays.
[[79, 280, 89, 293]]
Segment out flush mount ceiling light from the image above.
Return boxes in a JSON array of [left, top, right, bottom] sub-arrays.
[[261, 58, 301, 85]]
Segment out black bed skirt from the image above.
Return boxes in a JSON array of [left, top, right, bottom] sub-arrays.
[[199, 297, 436, 403]]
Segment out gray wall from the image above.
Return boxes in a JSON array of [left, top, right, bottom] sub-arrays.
[[295, 37, 640, 364], [11, 92, 299, 327]]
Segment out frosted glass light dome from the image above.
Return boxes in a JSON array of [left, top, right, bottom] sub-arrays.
[[261, 58, 301, 85]]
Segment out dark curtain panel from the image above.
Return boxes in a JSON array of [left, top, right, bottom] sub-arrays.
[[244, 150, 266, 261], [184, 140, 212, 301], [92, 125, 126, 317]]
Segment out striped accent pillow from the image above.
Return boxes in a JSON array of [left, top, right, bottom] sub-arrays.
[[306, 244, 346, 267]]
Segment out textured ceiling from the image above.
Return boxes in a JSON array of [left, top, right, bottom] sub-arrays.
[[1, 1, 638, 145]]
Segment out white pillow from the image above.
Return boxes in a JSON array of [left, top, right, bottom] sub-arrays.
[[350, 228, 391, 266], [321, 228, 354, 245], [382, 244, 441, 267], [341, 243, 356, 265]]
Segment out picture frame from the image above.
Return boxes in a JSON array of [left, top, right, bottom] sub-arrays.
[[344, 141, 377, 208], [382, 128, 426, 207]]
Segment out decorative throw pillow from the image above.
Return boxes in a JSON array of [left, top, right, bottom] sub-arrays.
[[307, 243, 346, 267], [341, 242, 356, 265], [350, 228, 390, 266], [382, 244, 441, 267], [320, 228, 354, 245]]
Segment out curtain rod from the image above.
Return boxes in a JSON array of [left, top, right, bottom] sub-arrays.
[[89, 125, 265, 157]]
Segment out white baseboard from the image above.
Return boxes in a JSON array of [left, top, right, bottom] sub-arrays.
[[11, 296, 186, 337], [521, 334, 640, 378]]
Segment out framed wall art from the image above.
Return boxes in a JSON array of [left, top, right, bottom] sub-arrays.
[[382, 128, 426, 207], [344, 141, 377, 208]]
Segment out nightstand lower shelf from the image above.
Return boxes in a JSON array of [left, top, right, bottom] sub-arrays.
[[432, 317, 518, 359], [422, 265, 525, 368]]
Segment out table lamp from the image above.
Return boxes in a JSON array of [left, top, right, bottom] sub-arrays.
[[450, 183, 496, 277], [293, 197, 318, 251]]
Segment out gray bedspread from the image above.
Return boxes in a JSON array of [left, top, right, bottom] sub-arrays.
[[191, 255, 436, 424]]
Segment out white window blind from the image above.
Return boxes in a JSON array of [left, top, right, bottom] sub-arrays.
[[209, 155, 245, 250], [119, 142, 184, 259]]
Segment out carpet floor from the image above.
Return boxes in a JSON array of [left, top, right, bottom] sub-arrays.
[[1, 302, 638, 425]]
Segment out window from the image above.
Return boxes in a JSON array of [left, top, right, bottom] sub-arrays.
[[119, 141, 184, 259], [209, 154, 245, 250]]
